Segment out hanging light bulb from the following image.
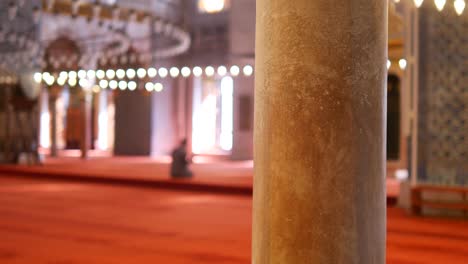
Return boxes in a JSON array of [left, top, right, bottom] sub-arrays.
[[434, 0, 446, 11], [205, 66, 215, 77], [87, 70, 96, 78], [414, 0, 424, 7], [59, 71, 67, 79], [137, 68, 147, 78], [454, 0, 466, 15], [147, 67, 157, 78], [128, 81, 137, 91], [230, 65, 240, 76], [118, 80, 127, 90], [193, 66, 203, 77], [106, 69, 116, 79], [170, 67, 180, 77], [154, 83, 163, 92], [68, 78, 77, 87], [126, 68, 136, 79], [96, 70, 105, 79], [399, 59, 407, 70], [45, 75, 55, 86], [78, 70, 87, 79], [42, 72, 51, 81], [181, 67, 191, 77], [79, 78, 89, 88], [217, 66, 227, 76], [145, 82, 154, 92], [68, 71, 77, 79], [34, 72, 42, 83], [57, 77, 66, 86], [158, 67, 168, 78], [109, 80, 118, 90], [243, 65, 254, 76], [116, 69, 125, 79], [99, 79, 108, 89], [387, 60, 391, 70]]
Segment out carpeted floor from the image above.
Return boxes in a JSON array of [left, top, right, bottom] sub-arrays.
[[0, 176, 466, 264], [0, 157, 400, 198]]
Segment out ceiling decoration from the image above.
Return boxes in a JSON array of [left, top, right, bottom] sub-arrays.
[[0, 0, 191, 82]]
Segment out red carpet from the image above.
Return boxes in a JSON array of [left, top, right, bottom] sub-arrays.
[[0, 176, 467, 263], [0, 157, 400, 200]]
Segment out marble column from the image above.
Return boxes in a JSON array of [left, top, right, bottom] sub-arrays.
[[253, 1, 387, 263], [48, 87, 60, 158], [3, 86, 12, 162], [80, 93, 91, 159]]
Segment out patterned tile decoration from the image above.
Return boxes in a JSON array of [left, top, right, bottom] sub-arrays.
[[417, 6, 468, 186]]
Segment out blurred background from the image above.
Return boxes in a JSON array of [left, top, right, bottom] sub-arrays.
[[0, 0, 466, 263]]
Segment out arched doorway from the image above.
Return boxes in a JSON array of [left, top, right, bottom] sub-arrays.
[[42, 37, 84, 154]]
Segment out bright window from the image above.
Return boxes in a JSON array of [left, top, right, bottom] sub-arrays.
[[192, 76, 234, 154]]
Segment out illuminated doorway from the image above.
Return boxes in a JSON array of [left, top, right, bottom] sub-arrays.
[[192, 76, 233, 155]]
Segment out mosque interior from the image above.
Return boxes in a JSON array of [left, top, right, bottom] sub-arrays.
[[0, 0, 467, 263]]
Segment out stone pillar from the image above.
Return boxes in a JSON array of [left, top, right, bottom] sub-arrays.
[[80, 92, 91, 159], [48, 86, 60, 158], [3, 86, 13, 162], [253, 1, 387, 263]]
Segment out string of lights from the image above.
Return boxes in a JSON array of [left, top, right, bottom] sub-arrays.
[[395, 0, 466, 15], [27, 65, 254, 93], [387, 58, 408, 70]]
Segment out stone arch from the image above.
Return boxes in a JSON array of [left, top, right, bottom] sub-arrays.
[[44, 37, 81, 72]]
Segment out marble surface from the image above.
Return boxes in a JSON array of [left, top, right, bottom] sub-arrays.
[[253, 0, 388, 263]]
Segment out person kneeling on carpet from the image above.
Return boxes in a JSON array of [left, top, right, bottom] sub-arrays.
[[170, 139, 193, 178]]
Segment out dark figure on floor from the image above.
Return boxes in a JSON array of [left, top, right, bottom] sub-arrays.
[[170, 139, 193, 178]]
